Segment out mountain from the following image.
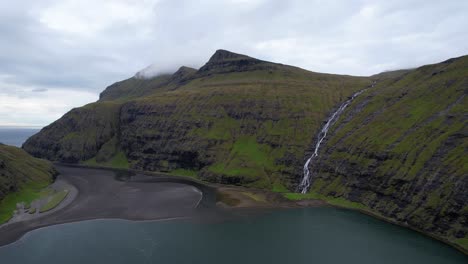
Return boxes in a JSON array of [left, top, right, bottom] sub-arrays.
[[23, 49, 370, 189], [0, 144, 57, 222], [21, 50, 467, 249], [309, 55, 468, 248]]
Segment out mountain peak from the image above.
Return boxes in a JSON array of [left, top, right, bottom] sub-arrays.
[[198, 49, 263, 74], [176, 66, 197, 73], [207, 49, 252, 63], [168, 66, 197, 84]]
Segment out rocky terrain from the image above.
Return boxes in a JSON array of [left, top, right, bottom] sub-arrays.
[[310, 55, 467, 248], [23, 50, 370, 190], [21, 50, 467, 249]]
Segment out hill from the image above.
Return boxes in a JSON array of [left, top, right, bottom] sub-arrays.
[[309, 55, 468, 249], [0, 144, 57, 222], [23, 49, 370, 190], [21, 50, 467, 249]]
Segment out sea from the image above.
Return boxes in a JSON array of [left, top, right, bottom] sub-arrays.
[[0, 127, 40, 147]]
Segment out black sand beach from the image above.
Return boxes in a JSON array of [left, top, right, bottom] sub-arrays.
[[0, 165, 218, 246]]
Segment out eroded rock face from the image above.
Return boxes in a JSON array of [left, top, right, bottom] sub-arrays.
[[197, 49, 264, 75], [20, 50, 467, 245], [23, 103, 121, 163], [22, 49, 370, 190], [307, 56, 468, 242]]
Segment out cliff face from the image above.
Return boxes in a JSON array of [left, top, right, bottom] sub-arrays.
[[21, 50, 467, 248], [309, 56, 467, 244], [23, 102, 121, 163], [0, 144, 56, 202], [23, 49, 370, 190]]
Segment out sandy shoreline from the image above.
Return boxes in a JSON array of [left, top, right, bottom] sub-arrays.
[[0, 163, 325, 247], [0, 165, 210, 246], [0, 164, 465, 256]]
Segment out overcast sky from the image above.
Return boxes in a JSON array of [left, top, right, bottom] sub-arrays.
[[1, 0, 467, 127]]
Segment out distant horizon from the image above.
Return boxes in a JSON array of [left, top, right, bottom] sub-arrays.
[[0, 125, 44, 129]]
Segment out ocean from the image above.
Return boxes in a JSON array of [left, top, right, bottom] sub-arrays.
[[0, 127, 40, 147]]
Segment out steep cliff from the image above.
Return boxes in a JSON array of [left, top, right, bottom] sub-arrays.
[[308, 55, 467, 248], [23, 102, 121, 163], [23, 49, 370, 190], [21, 50, 467, 249]]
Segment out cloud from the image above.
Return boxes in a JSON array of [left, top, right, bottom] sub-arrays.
[[0, 0, 467, 126], [0, 77, 97, 126]]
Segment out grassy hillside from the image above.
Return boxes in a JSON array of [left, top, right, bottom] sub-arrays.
[[306, 55, 468, 249], [0, 144, 57, 223], [23, 50, 370, 190], [23, 102, 122, 163], [21, 50, 467, 250]]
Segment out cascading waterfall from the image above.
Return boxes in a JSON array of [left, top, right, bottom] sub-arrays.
[[298, 85, 373, 194]]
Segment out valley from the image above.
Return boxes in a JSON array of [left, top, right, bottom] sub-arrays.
[[1, 50, 466, 254]]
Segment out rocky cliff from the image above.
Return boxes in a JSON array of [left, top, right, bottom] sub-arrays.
[[21, 49, 467, 249], [23, 49, 370, 190], [308, 55, 467, 248]]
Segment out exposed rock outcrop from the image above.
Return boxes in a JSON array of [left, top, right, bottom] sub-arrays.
[[23, 49, 370, 190], [307, 55, 468, 245]]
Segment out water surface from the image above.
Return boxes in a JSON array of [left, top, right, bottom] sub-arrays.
[[0, 208, 465, 264], [0, 127, 40, 147]]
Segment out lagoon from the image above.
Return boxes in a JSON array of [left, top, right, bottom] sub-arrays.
[[0, 208, 466, 264]]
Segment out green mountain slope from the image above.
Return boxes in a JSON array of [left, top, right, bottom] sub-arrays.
[[23, 50, 370, 189], [309, 55, 467, 248], [0, 144, 57, 222], [21, 50, 467, 250]]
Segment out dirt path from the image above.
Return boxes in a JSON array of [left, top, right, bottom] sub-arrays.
[[4, 179, 77, 225]]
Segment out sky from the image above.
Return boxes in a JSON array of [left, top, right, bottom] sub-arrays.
[[1, 0, 467, 127]]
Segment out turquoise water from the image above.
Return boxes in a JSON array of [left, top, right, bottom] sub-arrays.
[[0, 127, 39, 147], [0, 208, 466, 264]]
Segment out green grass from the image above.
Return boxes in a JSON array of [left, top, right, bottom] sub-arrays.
[[272, 180, 289, 193], [454, 237, 468, 249], [0, 181, 49, 224], [29, 207, 36, 214], [207, 137, 276, 185], [231, 137, 272, 166], [39, 190, 69, 213], [169, 168, 199, 178], [84, 151, 129, 169], [283, 191, 367, 210]]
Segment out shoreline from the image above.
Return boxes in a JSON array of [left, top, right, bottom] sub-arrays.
[[0, 163, 465, 256], [0, 165, 207, 247], [333, 205, 468, 256], [1, 179, 78, 229], [0, 215, 194, 249]]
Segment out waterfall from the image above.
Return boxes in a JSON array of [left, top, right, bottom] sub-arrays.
[[298, 85, 373, 194]]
